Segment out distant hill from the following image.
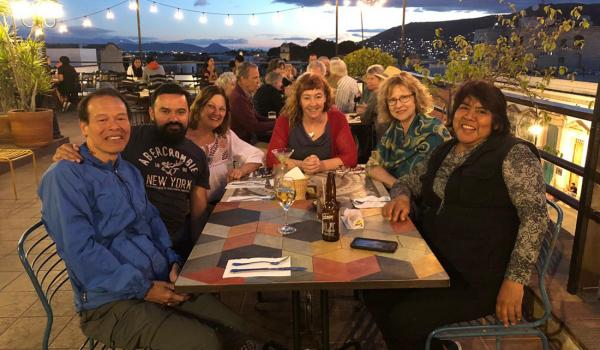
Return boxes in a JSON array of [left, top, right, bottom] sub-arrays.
[[118, 42, 230, 53], [364, 2, 600, 48]]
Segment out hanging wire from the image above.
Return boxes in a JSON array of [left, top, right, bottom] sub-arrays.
[[56, 0, 304, 24]]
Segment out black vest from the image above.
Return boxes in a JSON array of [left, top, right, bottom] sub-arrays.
[[419, 135, 539, 287]]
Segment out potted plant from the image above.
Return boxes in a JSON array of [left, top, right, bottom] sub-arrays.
[[1, 4, 53, 147], [0, 1, 16, 141]]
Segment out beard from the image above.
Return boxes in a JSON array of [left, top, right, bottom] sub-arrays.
[[156, 121, 187, 145]]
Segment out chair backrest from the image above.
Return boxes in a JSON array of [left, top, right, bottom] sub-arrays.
[[17, 221, 69, 350], [533, 200, 563, 325]]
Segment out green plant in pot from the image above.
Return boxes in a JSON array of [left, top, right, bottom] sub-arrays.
[[1, 4, 53, 147]]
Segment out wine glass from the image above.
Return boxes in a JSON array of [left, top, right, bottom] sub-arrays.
[[271, 148, 294, 185], [271, 147, 294, 166], [275, 177, 297, 235]]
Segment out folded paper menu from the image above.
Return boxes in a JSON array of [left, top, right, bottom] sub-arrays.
[[223, 257, 293, 278], [225, 195, 273, 202], [352, 195, 391, 208], [225, 180, 266, 189]]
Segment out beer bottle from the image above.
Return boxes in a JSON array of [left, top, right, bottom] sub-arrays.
[[321, 172, 340, 242]]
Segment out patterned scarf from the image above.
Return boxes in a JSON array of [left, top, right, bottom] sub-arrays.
[[376, 113, 451, 177]]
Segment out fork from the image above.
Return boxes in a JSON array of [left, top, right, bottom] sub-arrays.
[[232, 256, 289, 266]]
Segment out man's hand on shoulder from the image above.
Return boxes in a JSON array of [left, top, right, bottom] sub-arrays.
[[144, 281, 190, 306], [53, 143, 83, 163]]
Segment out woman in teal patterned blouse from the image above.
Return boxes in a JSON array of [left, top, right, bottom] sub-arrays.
[[367, 72, 451, 188]]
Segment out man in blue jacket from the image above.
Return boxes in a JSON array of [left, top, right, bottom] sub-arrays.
[[39, 89, 259, 350]]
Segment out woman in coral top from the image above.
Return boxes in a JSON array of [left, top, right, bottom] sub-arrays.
[[266, 73, 357, 174]]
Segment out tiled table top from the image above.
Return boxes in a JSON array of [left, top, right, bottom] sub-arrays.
[[175, 197, 449, 293]]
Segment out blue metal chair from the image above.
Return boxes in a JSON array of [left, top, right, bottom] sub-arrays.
[[17, 221, 108, 350], [425, 199, 563, 350]]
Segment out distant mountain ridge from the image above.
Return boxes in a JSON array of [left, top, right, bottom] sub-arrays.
[[44, 35, 230, 53], [363, 2, 600, 47]]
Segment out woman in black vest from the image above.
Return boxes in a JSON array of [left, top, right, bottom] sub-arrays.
[[363, 80, 548, 350]]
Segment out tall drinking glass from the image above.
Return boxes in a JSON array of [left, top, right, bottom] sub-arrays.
[[276, 177, 297, 235]]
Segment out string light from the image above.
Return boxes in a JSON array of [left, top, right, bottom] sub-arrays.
[[198, 12, 207, 24], [174, 8, 183, 20], [344, 0, 352, 6], [249, 13, 258, 26], [53, 0, 305, 31], [82, 17, 92, 27], [34, 27, 44, 37], [224, 14, 233, 26], [58, 23, 68, 33]]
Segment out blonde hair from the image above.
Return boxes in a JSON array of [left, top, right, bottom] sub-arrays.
[[281, 73, 333, 127], [377, 72, 433, 123], [329, 57, 348, 78]]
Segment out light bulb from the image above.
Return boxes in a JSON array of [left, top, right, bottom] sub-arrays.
[[225, 15, 233, 26], [82, 17, 92, 27], [344, 0, 352, 6], [34, 27, 44, 37], [174, 8, 183, 20], [58, 23, 68, 33], [249, 14, 258, 26], [198, 13, 207, 24], [106, 9, 114, 20], [272, 11, 282, 24], [149, 2, 158, 13], [128, 1, 137, 11]]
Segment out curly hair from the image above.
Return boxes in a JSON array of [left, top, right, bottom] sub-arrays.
[[281, 73, 333, 127], [189, 85, 231, 136], [377, 72, 434, 124]]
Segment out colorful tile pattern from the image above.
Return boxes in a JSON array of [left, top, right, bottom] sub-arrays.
[[176, 196, 450, 293]]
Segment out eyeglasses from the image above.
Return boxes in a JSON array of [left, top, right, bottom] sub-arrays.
[[387, 93, 414, 106]]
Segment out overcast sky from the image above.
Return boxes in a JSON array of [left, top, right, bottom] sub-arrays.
[[44, 0, 598, 48]]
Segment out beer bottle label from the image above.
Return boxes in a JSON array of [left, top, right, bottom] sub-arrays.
[[322, 213, 336, 237]]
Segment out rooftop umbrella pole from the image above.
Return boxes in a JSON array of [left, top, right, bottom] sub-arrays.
[[136, 0, 142, 58], [335, 0, 339, 56], [400, 0, 406, 66]]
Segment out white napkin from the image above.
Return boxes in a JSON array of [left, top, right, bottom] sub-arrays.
[[225, 195, 273, 202], [223, 257, 292, 278], [225, 180, 266, 189], [352, 195, 391, 208], [342, 208, 365, 229], [284, 167, 306, 180]]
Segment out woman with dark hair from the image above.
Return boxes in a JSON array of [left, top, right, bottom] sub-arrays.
[[200, 56, 218, 84], [126, 57, 143, 80], [55, 55, 79, 111], [364, 80, 548, 350], [187, 85, 264, 202], [266, 73, 357, 174]]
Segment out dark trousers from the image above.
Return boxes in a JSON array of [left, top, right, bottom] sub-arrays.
[[362, 281, 499, 350], [80, 294, 257, 350]]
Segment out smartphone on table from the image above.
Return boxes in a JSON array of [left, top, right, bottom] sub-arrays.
[[350, 237, 398, 253]]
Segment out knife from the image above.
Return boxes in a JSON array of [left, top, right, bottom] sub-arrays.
[[230, 267, 307, 273]]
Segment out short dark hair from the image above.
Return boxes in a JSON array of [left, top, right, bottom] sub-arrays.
[[235, 54, 245, 63], [59, 56, 70, 65], [78, 88, 130, 123], [150, 82, 192, 108], [189, 85, 231, 136], [449, 80, 511, 136]]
